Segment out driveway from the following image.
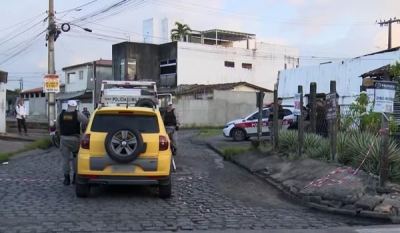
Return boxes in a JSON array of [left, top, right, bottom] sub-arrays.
[[0, 130, 391, 232]]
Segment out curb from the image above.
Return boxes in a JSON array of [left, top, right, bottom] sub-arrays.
[[0, 135, 38, 142], [204, 140, 398, 224]]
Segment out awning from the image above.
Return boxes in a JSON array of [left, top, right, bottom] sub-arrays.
[[57, 91, 87, 100]]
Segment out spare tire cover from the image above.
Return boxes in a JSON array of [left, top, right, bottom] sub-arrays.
[[135, 99, 155, 108], [104, 127, 143, 163]]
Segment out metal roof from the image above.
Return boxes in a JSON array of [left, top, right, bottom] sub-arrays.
[[191, 29, 256, 42], [360, 64, 391, 78], [176, 82, 272, 95], [62, 59, 112, 71]]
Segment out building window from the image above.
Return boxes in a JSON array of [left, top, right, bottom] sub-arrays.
[[127, 59, 137, 81], [160, 58, 177, 75], [79, 70, 84, 80], [120, 58, 125, 80], [224, 61, 234, 68], [35, 93, 39, 98], [41, 93, 45, 97], [67, 72, 76, 84], [242, 63, 252, 69]]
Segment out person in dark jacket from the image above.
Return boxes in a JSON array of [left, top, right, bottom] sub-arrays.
[[163, 101, 180, 155], [316, 99, 328, 137], [268, 98, 284, 144], [56, 100, 89, 186]]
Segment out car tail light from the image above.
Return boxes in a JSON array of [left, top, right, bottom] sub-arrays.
[[286, 119, 293, 125], [49, 126, 56, 131], [159, 135, 169, 151], [84, 175, 98, 179], [81, 134, 91, 149]]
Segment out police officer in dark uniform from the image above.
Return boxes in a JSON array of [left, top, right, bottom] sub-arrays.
[[163, 101, 180, 155], [56, 100, 89, 185]]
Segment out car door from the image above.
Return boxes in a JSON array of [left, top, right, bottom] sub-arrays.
[[246, 109, 268, 136]]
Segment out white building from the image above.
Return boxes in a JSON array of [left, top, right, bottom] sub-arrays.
[[113, 29, 299, 90], [58, 59, 112, 111], [277, 47, 400, 106], [142, 17, 184, 44]]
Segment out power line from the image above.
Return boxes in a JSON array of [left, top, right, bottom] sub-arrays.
[[152, 0, 374, 26], [56, 0, 99, 14], [0, 18, 47, 46], [0, 12, 46, 32]]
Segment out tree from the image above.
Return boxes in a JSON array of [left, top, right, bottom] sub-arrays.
[[170, 22, 192, 42], [390, 61, 400, 99], [13, 88, 20, 94]]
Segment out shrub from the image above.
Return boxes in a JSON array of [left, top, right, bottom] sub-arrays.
[[340, 92, 397, 133], [278, 130, 298, 153], [345, 132, 400, 179]]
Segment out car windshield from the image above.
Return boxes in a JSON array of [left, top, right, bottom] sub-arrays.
[[91, 114, 160, 133]]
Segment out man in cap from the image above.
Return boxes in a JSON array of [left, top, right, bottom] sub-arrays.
[[56, 100, 89, 185], [163, 101, 180, 155]]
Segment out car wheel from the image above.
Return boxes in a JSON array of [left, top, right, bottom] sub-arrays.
[[159, 177, 172, 198], [232, 128, 246, 142], [75, 183, 90, 198], [52, 135, 60, 148], [104, 127, 144, 164], [135, 99, 156, 108]]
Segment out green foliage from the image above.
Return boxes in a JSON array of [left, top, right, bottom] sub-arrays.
[[279, 130, 400, 180], [391, 61, 400, 100], [170, 22, 192, 42], [278, 130, 298, 153], [340, 92, 398, 133], [0, 137, 53, 163], [222, 147, 246, 157]]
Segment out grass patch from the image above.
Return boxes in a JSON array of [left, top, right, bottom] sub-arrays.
[[197, 128, 222, 137], [0, 137, 53, 163], [222, 146, 246, 157], [250, 143, 273, 153]]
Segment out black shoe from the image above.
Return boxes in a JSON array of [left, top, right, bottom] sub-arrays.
[[71, 173, 76, 185], [63, 174, 70, 186], [172, 147, 177, 155]]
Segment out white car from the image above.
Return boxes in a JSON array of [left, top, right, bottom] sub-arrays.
[[222, 105, 295, 141]]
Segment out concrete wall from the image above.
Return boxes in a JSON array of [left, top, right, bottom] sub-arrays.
[[27, 97, 47, 116], [278, 49, 400, 106], [174, 90, 273, 127], [177, 42, 299, 90]]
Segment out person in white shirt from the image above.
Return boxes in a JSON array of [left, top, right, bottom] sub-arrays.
[[16, 99, 28, 136]]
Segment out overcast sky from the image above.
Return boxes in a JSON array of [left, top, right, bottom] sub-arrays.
[[0, 0, 399, 90]]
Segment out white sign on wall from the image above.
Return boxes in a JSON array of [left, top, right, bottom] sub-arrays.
[[293, 93, 301, 115], [373, 81, 398, 113]]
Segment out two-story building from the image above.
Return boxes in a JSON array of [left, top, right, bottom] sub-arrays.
[[57, 59, 112, 111], [112, 28, 299, 91]]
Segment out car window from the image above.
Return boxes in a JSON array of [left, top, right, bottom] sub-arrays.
[[283, 109, 293, 116], [91, 114, 160, 133], [249, 110, 268, 120]]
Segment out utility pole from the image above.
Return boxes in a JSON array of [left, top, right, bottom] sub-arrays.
[[47, 0, 56, 127], [377, 18, 400, 49], [93, 61, 97, 109]]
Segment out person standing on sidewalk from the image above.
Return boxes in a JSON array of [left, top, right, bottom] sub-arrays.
[[15, 99, 28, 136], [56, 100, 89, 186]]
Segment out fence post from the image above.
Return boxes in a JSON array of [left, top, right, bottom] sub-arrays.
[[329, 81, 338, 162], [273, 84, 279, 150], [380, 114, 389, 188], [298, 85, 304, 157], [309, 82, 317, 133]]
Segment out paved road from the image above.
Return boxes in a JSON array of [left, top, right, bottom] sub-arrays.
[[0, 131, 392, 232]]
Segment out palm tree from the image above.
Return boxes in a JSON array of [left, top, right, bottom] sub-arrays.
[[170, 22, 192, 42]]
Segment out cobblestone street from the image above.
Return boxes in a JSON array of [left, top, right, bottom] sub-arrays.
[[0, 131, 391, 232]]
